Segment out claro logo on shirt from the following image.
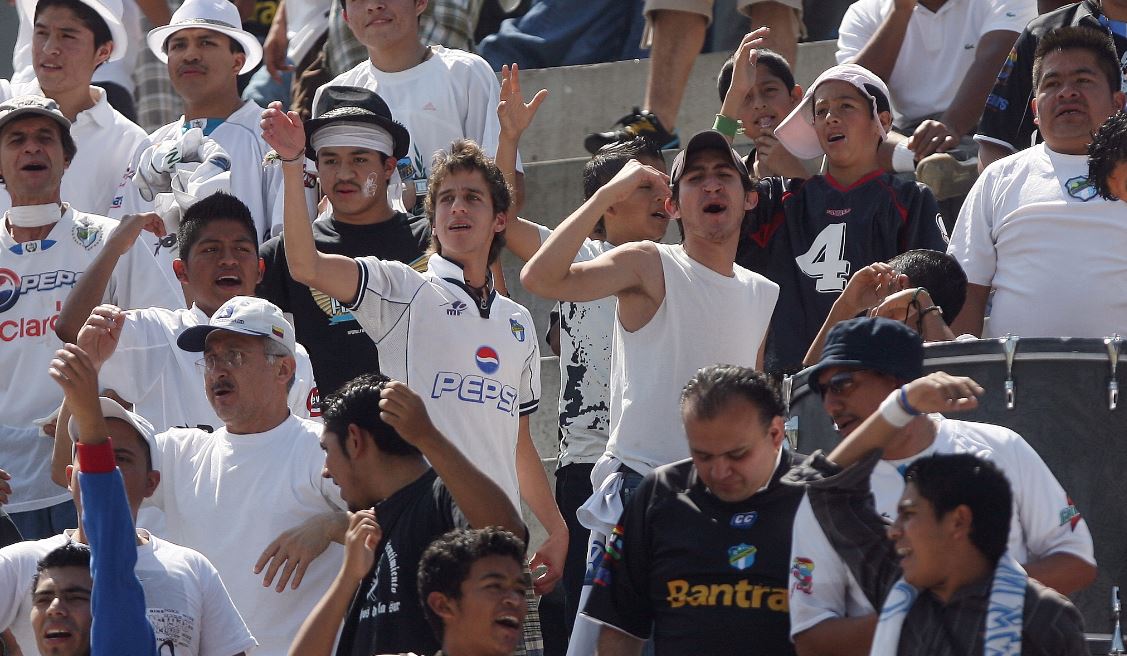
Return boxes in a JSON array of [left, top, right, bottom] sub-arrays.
[[0, 300, 62, 341], [430, 371, 518, 415], [0, 268, 80, 313], [666, 580, 788, 612]]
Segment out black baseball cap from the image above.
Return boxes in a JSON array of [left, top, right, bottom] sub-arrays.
[[807, 317, 924, 394], [669, 130, 752, 190]]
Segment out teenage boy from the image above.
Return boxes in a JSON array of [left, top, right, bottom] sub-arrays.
[[743, 62, 949, 375], [785, 376, 1087, 655], [287, 374, 525, 656], [260, 105, 568, 593], [715, 30, 807, 179], [320, 0, 524, 210], [492, 65, 668, 634], [56, 192, 320, 434], [1, 0, 149, 217], [258, 87, 430, 395]]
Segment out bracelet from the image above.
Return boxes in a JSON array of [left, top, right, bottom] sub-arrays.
[[919, 305, 943, 319], [279, 151, 304, 163], [898, 386, 924, 416], [879, 391, 915, 428], [713, 113, 743, 139]]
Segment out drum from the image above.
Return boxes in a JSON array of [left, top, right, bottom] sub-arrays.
[[784, 337, 1127, 634]]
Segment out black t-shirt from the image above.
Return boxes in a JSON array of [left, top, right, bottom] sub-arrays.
[[258, 212, 431, 395], [979, 0, 1127, 152], [583, 451, 805, 656], [736, 174, 947, 375], [336, 469, 466, 656]]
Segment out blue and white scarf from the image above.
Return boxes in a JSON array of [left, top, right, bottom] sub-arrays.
[[869, 553, 1027, 656]]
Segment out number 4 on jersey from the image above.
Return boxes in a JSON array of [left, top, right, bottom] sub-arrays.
[[795, 223, 850, 292]]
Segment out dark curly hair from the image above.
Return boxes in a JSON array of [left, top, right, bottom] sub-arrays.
[[417, 527, 526, 641], [1089, 110, 1127, 200]]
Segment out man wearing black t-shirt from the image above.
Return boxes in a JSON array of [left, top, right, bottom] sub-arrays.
[[977, 0, 1127, 170], [259, 86, 430, 395], [583, 365, 804, 655], [288, 374, 526, 656]]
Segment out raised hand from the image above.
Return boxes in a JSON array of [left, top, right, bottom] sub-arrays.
[[108, 212, 166, 258], [378, 381, 438, 446], [902, 371, 984, 415], [260, 101, 306, 161], [47, 344, 104, 440], [76, 305, 126, 368], [597, 158, 671, 207], [341, 509, 381, 583], [498, 63, 549, 139], [838, 262, 907, 314]]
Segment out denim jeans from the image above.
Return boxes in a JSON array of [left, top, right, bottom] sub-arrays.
[[10, 499, 77, 541]]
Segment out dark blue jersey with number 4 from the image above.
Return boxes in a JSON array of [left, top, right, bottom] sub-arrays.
[[737, 172, 947, 374]]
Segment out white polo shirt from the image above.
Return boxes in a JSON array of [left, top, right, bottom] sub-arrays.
[[147, 414, 346, 656], [947, 143, 1127, 337], [0, 529, 257, 656], [0, 82, 149, 218], [98, 304, 321, 433], [348, 253, 540, 509], [837, 0, 1035, 125], [788, 418, 1096, 637], [0, 208, 182, 512]]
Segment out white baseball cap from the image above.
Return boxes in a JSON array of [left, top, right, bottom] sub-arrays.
[[774, 63, 892, 160], [176, 295, 296, 355], [147, 0, 263, 74], [20, 0, 128, 62], [68, 397, 158, 462]]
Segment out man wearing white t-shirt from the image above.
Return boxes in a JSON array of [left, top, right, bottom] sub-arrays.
[[789, 316, 1096, 655], [836, 0, 1034, 173], [317, 0, 524, 211], [0, 95, 181, 540], [260, 105, 569, 598], [126, 296, 346, 656], [0, 391, 256, 656], [55, 192, 320, 434], [113, 0, 316, 243], [0, 0, 150, 218], [948, 26, 1127, 338]]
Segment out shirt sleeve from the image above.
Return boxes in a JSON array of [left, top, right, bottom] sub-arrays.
[[345, 257, 425, 342], [946, 168, 1000, 287], [106, 228, 185, 312], [98, 309, 165, 405], [900, 183, 949, 251], [980, 0, 1037, 37], [0, 547, 32, 635], [834, 0, 877, 64], [976, 27, 1037, 152], [788, 495, 863, 636], [581, 476, 657, 640], [519, 314, 541, 416], [1000, 432, 1096, 566], [195, 554, 258, 656]]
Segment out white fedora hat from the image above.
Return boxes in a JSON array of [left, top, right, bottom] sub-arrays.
[[147, 0, 262, 75], [20, 0, 128, 62]]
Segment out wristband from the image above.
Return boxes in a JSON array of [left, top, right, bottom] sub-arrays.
[[898, 386, 924, 416], [919, 305, 943, 319], [76, 438, 116, 474], [879, 391, 915, 428], [892, 140, 916, 173], [713, 114, 742, 139]]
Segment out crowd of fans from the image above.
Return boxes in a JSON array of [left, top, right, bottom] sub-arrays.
[[0, 0, 1123, 654]]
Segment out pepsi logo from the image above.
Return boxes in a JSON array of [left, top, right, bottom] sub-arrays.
[[475, 346, 500, 374], [0, 269, 20, 313]]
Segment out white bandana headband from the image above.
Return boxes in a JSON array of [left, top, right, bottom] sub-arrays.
[[310, 123, 405, 211], [869, 552, 1027, 656]]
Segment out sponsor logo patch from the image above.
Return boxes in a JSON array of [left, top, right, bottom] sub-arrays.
[[72, 221, 103, 250], [510, 318, 526, 342], [1059, 498, 1081, 531], [791, 557, 815, 594], [730, 511, 758, 529], [728, 544, 757, 570], [475, 345, 500, 374]]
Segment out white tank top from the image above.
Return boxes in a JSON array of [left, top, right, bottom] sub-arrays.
[[606, 243, 779, 475]]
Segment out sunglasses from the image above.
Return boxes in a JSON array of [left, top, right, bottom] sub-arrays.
[[817, 371, 860, 398]]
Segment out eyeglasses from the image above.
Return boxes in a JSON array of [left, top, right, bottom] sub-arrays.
[[195, 351, 251, 372], [817, 371, 859, 398]]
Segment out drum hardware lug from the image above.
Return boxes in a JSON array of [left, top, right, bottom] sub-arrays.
[[1001, 335, 1019, 410], [1106, 334, 1122, 410], [782, 375, 794, 415], [1111, 585, 1124, 655]]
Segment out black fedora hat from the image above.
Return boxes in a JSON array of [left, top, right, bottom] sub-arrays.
[[304, 86, 410, 161]]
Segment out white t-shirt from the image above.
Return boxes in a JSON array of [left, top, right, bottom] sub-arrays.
[[836, 0, 1035, 125], [947, 142, 1127, 337], [788, 418, 1097, 637], [0, 529, 257, 656], [0, 208, 182, 512], [113, 101, 317, 243], [317, 45, 522, 183], [348, 253, 540, 509], [146, 414, 346, 656], [534, 225, 616, 467], [99, 304, 321, 433], [0, 81, 149, 218], [13, 0, 144, 94], [607, 243, 779, 475]]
